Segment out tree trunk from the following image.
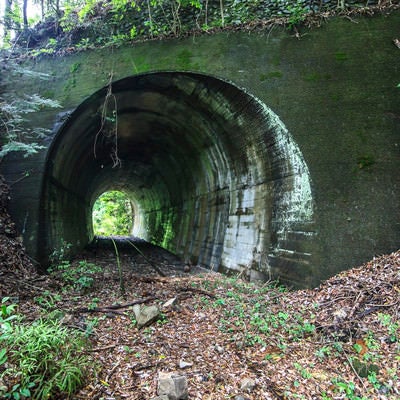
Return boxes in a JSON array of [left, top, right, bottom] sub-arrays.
[[4, 0, 13, 39], [23, 0, 28, 28], [219, 0, 224, 27]]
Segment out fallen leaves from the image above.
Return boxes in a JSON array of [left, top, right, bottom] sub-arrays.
[[1, 171, 399, 398], [54, 246, 398, 400]]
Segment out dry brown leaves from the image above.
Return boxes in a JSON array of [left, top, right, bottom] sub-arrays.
[[0, 175, 37, 298], [5, 246, 394, 400], [0, 177, 399, 400]]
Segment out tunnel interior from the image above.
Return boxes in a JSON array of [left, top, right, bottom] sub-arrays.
[[39, 72, 315, 286]]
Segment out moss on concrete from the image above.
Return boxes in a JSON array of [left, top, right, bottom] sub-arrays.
[[3, 11, 400, 286]]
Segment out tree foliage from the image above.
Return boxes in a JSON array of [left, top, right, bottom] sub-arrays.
[[92, 190, 134, 236], [0, 55, 61, 160], [0, 0, 382, 54]]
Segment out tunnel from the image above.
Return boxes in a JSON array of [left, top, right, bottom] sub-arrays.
[[38, 71, 315, 286]]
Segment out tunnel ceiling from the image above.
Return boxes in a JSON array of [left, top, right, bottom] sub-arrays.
[[40, 71, 315, 286], [47, 72, 263, 209], [52, 74, 240, 201]]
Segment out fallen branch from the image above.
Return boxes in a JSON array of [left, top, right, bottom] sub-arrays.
[[178, 286, 216, 298], [106, 360, 121, 381], [357, 300, 399, 318], [86, 344, 117, 352], [133, 361, 164, 372], [72, 296, 155, 313]]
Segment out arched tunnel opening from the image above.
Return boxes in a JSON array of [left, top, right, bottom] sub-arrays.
[[38, 71, 315, 286], [92, 190, 134, 237]]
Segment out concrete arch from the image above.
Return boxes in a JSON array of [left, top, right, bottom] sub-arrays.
[[38, 71, 315, 286]]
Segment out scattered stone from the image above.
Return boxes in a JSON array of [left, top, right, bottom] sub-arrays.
[[214, 344, 224, 353], [234, 396, 250, 400], [157, 371, 188, 400], [163, 297, 177, 308], [332, 308, 347, 321], [249, 269, 268, 283], [240, 377, 256, 392], [178, 359, 193, 369], [133, 304, 160, 329]]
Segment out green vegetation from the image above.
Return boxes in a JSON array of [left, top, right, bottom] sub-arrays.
[[356, 154, 375, 170], [63, 62, 82, 94], [176, 48, 195, 69], [203, 277, 316, 347], [0, 297, 90, 399], [335, 51, 349, 61], [34, 290, 62, 310], [92, 190, 133, 236], [0, 0, 376, 55], [47, 240, 102, 293], [49, 259, 102, 293], [259, 70, 283, 81], [0, 58, 61, 160], [287, 1, 308, 29], [303, 72, 326, 82]]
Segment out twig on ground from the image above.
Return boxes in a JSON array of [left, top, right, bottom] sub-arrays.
[[72, 296, 155, 313], [86, 344, 117, 352], [106, 360, 121, 381], [177, 286, 216, 298]]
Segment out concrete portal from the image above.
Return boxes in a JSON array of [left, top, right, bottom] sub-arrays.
[[2, 12, 399, 288], [39, 72, 315, 286]]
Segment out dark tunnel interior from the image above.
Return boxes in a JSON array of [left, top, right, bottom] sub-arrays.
[[38, 71, 315, 286]]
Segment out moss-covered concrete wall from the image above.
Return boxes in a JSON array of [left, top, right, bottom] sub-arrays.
[[2, 11, 399, 287]]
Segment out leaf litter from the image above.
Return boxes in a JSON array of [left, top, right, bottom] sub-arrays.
[[0, 176, 399, 399]]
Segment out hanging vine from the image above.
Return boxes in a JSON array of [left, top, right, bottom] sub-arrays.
[[93, 71, 121, 168]]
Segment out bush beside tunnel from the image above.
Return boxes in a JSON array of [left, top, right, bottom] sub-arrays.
[[38, 72, 316, 286]]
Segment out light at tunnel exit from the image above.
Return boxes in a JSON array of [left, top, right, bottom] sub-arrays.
[[92, 190, 134, 236]]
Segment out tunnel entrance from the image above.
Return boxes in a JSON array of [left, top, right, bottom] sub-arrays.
[[39, 71, 315, 286], [92, 190, 134, 237]]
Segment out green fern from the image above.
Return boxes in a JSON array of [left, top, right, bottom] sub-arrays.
[[0, 299, 91, 399], [0, 59, 61, 160]]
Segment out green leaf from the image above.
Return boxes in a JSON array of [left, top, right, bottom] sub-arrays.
[[0, 348, 7, 365], [19, 388, 31, 396]]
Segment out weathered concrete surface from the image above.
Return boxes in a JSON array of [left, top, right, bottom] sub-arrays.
[[1, 12, 399, 288], [35, 72, 314, 287]]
